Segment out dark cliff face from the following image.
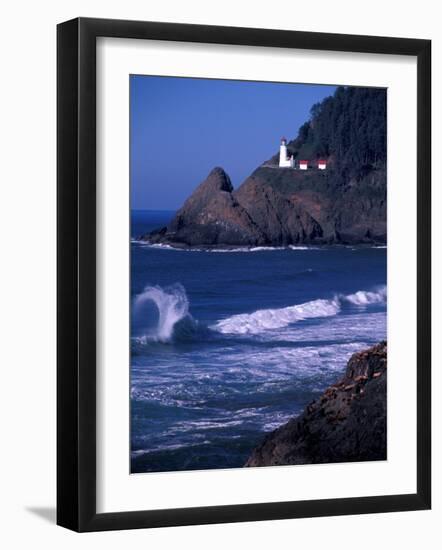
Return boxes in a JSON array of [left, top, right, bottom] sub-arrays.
[[235, 165, 386, 244], [245, 341, 387, 467], [233, 174, 323, 244]]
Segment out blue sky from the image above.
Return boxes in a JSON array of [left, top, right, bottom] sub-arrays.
[[130, 76, 336, 210]]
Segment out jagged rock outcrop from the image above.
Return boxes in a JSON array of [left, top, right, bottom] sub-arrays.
[[245, 341, 387, 467], [147, 167, 267, 247]]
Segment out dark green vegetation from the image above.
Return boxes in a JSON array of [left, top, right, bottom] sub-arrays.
[[144, 86, 387, 246], [269, 86, 387, 181]]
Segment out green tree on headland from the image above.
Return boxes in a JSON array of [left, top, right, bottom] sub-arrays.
[[287, 86, 386, 182]]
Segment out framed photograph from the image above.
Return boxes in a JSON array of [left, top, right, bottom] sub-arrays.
[[57, 17, 431, 532]]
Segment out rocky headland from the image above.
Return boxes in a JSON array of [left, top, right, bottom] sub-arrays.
[[245, 341, 387, 467], [142, 87, 387, 248]]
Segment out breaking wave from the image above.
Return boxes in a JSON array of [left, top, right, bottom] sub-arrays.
[[133, 284, 194, 343], [212, 298, 340, 335], [133, 283, 386, 340], [212, 285, 386, 335], [343, 286, 387, 306]]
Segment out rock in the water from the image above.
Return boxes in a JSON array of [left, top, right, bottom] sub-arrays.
[[148, 167, 266, 247], [245, 341, 387, 467]]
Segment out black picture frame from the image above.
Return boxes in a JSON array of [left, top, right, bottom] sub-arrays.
[[57, 17, 431, 532]]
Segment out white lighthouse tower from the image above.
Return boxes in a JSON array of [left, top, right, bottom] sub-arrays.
[[279, 137, 294, 168]]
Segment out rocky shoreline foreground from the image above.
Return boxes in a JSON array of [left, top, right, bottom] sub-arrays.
[[245, 342, 387, 467]]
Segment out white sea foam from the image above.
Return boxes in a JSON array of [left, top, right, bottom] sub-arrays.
[[344, 285, 387, 306], [133, 283, 190, 342], [212, 298, 341, 335], [211, 245, 319, 252], [133, 242, 320, 253], [288, 245, 321, 250], [211, 286, 386, 335], [131, 239, 175, 249], [140, 243, 176, 250], [210, 246, 286, 253]]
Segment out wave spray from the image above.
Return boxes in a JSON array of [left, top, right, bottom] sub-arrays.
[[133, 283, 191, 343]]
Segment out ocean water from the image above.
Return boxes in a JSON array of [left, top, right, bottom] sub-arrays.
[[130, 210, 387, 473]]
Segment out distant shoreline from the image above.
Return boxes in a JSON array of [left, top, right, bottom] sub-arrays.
[[132, 239, 387, 252]]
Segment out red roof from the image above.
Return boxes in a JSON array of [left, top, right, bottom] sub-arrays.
[[317, 159, 327, 163], [299, 160, 308, 163]]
